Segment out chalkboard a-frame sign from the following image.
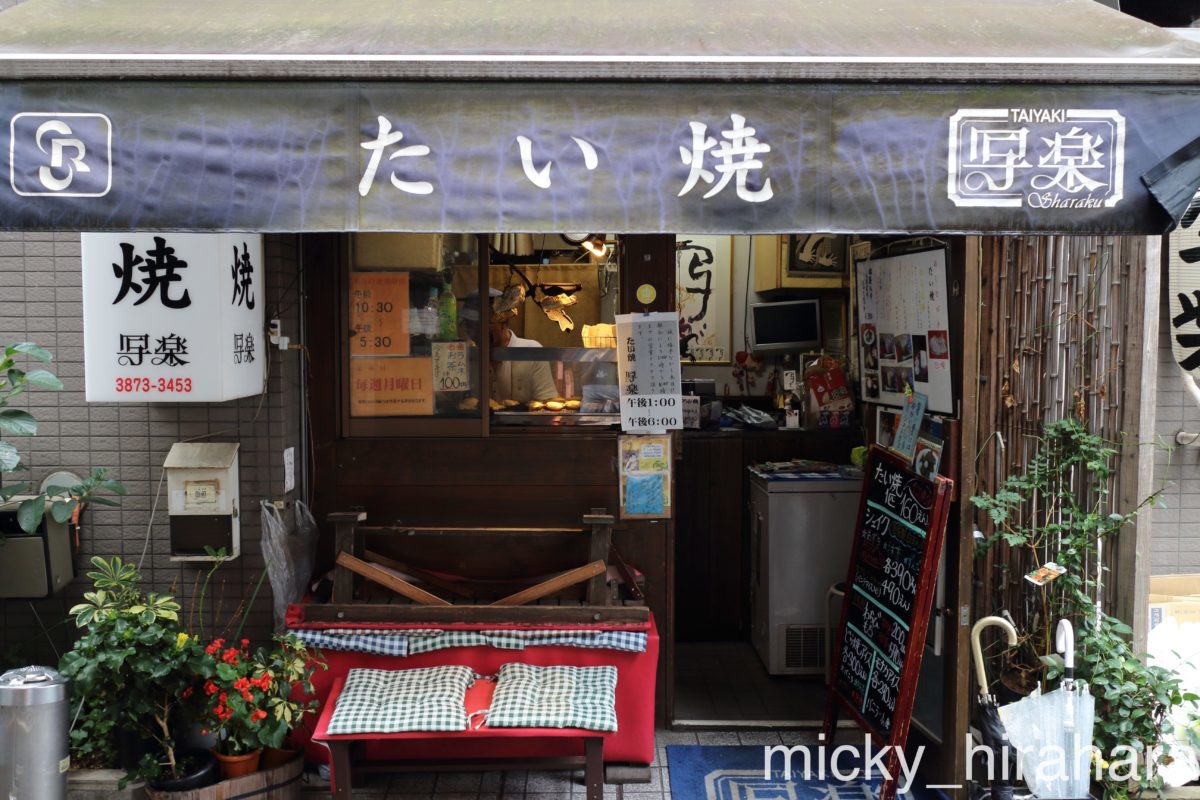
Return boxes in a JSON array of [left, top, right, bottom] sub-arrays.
[[823, 445, 953, 800]]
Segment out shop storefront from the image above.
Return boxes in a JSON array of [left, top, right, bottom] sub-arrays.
[[2, 0, 1199, 793]]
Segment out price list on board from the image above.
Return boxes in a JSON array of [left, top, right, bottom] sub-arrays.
[[830, 447, 949, 741], [615, 312, 683, 433]]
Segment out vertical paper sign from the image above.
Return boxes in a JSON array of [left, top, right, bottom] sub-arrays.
[[1169, 189, 1200, 378], [618, 434, 672, 519], [349, 357, 434, 416], [82, 233, 265, 402], [432, 341, 470, 392], [682, 396, 701, 429], [350, 272, 410, 356], [890, 392, 928, 460], [615, 311, 683, 433]]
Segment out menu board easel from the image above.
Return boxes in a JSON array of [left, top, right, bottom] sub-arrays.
[[823, 445, 953, 800]]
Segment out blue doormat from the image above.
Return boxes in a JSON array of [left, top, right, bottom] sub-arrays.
[[667, 745, 949, 800]]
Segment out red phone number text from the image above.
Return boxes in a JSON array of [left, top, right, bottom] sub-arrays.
[[114, 377, 193, 394]]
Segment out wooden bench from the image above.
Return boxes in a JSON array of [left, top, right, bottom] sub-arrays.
[[312, 675, 605, 800], [298, 509, 653, 791]]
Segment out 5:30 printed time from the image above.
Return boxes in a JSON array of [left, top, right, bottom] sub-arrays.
[[114, 377, 193, 393]]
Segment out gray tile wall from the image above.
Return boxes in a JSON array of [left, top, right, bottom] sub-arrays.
[[0, 232, 304, 668], [1153, 270, 1200, 575]]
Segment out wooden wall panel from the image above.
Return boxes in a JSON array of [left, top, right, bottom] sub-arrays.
[[334, 435, 618, 487], [336, 485, 620, 529]]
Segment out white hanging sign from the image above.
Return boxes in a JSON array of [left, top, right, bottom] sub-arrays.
[[1169, 190, 1200, 379], [81, 233, 265, 402], [615, 311, 683, 433]]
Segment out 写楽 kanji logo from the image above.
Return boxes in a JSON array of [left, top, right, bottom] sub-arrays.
[[947, 108, 1125, 210], [9, 112, 112, 197]]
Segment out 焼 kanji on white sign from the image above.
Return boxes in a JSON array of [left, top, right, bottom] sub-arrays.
[[1169, 190, 1200, 378], [615, 311, 683, 433], [81, 233, 265, 402]]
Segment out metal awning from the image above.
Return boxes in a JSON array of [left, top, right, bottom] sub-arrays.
[[2, 0, 1199, 83], [1, 0, 1199, 234]]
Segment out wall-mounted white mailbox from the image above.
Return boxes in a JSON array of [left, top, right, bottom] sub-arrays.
[[164, 442, 240, 561]]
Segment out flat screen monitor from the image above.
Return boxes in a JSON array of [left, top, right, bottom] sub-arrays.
[[749, 299, 822, 353]]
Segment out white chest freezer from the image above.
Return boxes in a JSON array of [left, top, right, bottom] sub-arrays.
[[748, 473, 862, 675]]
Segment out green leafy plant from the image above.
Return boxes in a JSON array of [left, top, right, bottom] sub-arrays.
[[59, 557, 211, 787], [0, 341, 125, 532], [973, 418, 1192, 800]]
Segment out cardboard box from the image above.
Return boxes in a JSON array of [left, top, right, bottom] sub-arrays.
[[1148, 594, 1200, 630]]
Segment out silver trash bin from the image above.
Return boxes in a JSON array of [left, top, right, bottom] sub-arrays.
[[0, 666, 69, 800]]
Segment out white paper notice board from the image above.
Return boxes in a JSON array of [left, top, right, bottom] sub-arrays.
[[855, 249, 953, 414]]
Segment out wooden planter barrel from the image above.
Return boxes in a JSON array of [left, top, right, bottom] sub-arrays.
[[147, 753, 303, 800]]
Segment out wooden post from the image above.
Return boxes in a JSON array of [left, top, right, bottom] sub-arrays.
[[329, 741, 353, 799], [1117, 236, 1159, 653], [584, 737, 604, 800], [329, 510, 366, 604], [583, 509, 614, 606], [946, 235, 983, 800]]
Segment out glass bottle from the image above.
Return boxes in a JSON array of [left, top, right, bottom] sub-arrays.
[[421, 287, 440, 338]]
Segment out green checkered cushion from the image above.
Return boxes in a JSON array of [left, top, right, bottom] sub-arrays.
[[327, 666, 474, 734], [486, 663, 618, 732]]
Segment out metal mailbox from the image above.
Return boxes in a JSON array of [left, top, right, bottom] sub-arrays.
[[164, 442, 240, 561]]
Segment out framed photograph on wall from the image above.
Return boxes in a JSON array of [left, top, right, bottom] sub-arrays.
[[786, 234, 848, 277], [676, 235, 733, 364]]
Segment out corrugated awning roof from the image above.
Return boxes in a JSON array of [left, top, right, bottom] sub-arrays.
[[0, 0, 1199, 82]]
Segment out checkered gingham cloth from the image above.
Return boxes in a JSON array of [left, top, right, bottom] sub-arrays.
[[326, 666, 475, 734], [486, 663, 618, 732], [406, 629, 647, 655], [294, 628, 646, 658], [291, 629, 410, 657]]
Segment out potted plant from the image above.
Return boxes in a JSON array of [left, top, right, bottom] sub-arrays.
[[973, 418, 1196, 800], [198, 634, 323, 778], [59, 557, 217, 790], [259, 634, 324, 769]]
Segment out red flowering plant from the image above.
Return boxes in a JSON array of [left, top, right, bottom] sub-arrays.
[[198, 634, 322, 755]]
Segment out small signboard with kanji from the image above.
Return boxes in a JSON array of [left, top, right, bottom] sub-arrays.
[[82, 233, 265, 402]]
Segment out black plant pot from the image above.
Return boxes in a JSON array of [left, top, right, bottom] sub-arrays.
[[149, 749, 219, 792]]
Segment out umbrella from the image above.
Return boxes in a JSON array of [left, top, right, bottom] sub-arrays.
[[998, 620, 1096, 799], [971, 616, 1020, 800]]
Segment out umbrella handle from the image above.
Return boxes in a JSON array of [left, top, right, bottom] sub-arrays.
[[1056, 618, 1075, 680], [971, 616, 1018, 695]]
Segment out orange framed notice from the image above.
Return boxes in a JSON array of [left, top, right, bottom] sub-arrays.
[[350, 271, 410, 356], [349, 357, 433, 417]]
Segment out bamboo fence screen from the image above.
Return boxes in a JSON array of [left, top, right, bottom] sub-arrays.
[[970, 235, 1149, 650]]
